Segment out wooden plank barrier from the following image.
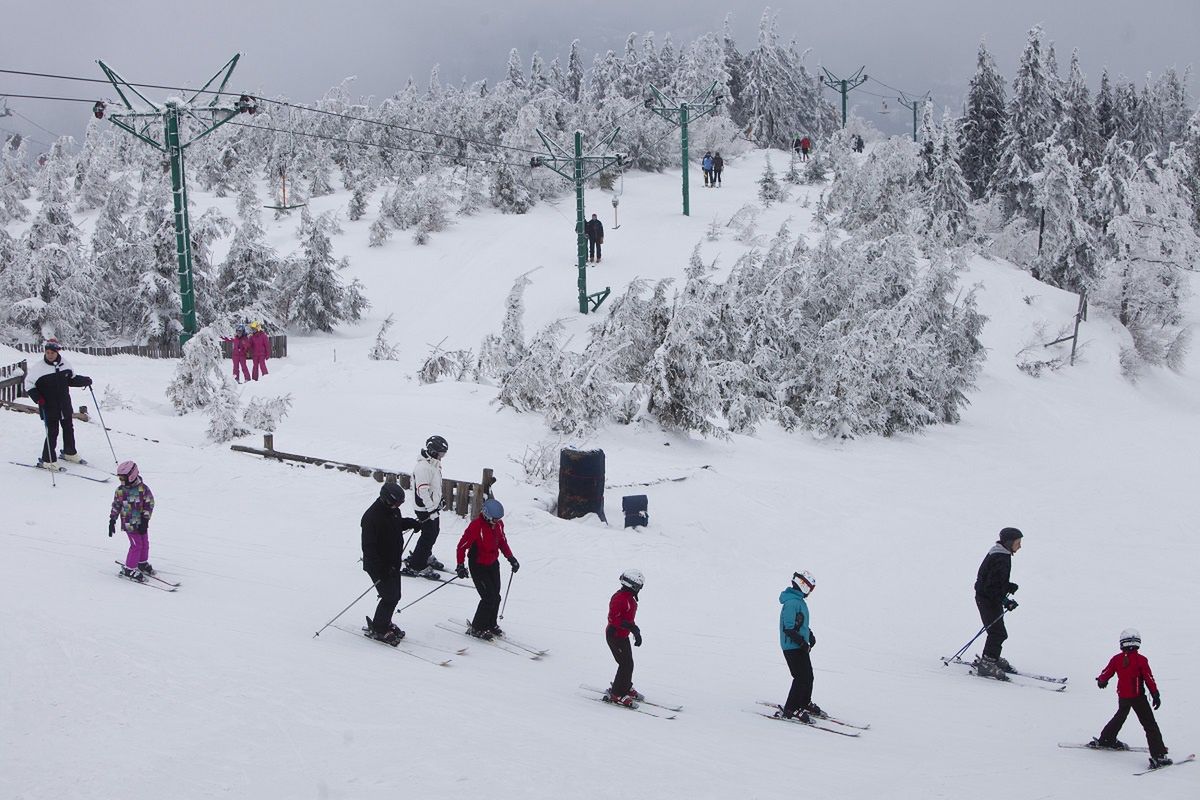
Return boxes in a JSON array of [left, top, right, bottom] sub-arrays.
[[232, 436, 495, 519]]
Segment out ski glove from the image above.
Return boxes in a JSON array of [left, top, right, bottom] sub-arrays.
[[136, 520, 149, 536], [508, 557, 520, 573], [455, 564, 469, 580], [808, 631, 816, 650], [1002, 598, 1019, 612], [1152, 692, 1161, 710], [631, 627, 642, 647], [1007, 582, 1018, 594], [1097, 679, 1108, 689], [107, 518, 115, 538]]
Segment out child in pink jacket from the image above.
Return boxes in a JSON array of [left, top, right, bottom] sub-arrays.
[[222, 324, 251, 383], [249, 321, 270, 380]]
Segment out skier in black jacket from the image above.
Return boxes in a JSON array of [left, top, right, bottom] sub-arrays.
[[973, 527, 1023, 679], [361, 482, 420, 645], [23, 338, 91, 470]]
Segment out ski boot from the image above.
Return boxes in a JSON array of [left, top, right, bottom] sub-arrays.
[[488, 625, 505, 638], [59, 452, 83, 463], [466, 626, 494, 641], [772, 706, 811, 722], [1088, 738, 1129, 751], [426, 555, 445, 571], [604, 691, 638, 707], [994, 656, 1017, 674], [37, 459, 64, 472], [137, 561, 156, 576], [120, 566, 146, 583], [805, 702, 827, 719], [1148, 755, 1173, 769], [973, 655, 1011, 681]]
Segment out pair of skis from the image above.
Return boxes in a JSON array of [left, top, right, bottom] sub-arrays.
[[332, 616, 470, 667], [754, 701, 869, 737], [580, 685, 681, 719], [434, 619, 549, 660], [113, 561, 179, 591], [11, 460, 112, 483], [942, 655, 1068, 692], [1058, 743, 1195, 776]]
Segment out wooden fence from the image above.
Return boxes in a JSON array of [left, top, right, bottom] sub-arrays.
[[231, 435, 496, 519], [0, 360, 27, 403], [10, 335, 288, 360]]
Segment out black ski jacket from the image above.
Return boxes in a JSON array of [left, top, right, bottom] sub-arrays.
[[974, 543, 1016, 603], [584, 218, 604, 241], [361, 498, 419, 575], [24, 354, 90, 416]]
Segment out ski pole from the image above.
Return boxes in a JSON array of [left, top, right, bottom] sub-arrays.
[[39, 408, 56, 488], [499, 570, 514, 620], [314, 580, 380, 638], [395, 574, 459, 614], [88, 386, 119, 467], [944, 609, 1008, 665]]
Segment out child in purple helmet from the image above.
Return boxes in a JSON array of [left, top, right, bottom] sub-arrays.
[[109, 461, 156, 582]]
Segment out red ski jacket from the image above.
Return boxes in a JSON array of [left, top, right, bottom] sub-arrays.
[[607, 588, 638, 637], [456, 517, 513, 566], [1097, 650, 1160, 699]]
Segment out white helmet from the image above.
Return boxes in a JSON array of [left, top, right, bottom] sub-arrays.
[[1119, 628, 1141, 649], [791, 570, 816, 595], [619, 569, 644, 592]]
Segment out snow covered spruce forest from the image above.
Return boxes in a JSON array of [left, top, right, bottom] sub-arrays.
[[2, 15, 1199, 800]]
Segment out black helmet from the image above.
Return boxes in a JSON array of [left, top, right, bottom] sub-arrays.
[[425, 435, 449, 457], [380, 482, 405, 506]]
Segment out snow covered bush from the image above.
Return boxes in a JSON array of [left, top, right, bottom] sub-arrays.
[[205, 383, 248, 443], [367, 314, 401, 361], [166, 327, 231, 413], [757, 154, 785, 206], [242, 394, 293, 433]]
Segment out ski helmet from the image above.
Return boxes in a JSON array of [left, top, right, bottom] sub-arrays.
[[619, 569, 645, 592], [791, 570, 816, 595], [482, 498, 504, 521], [116, 461, 139, 483], [424, 435, 449, 457], [1119, 628, 1142, 650], [380, 481, 405, 506], [235, 323, 247, 335], [43, 338, 62, 351]]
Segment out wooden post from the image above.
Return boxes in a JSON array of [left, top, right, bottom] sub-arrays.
[[264, 433, 274, 451]]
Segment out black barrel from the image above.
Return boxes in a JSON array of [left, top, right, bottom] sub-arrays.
[[558, 449, 606, 521]]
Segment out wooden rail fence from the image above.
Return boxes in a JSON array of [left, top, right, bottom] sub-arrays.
[[231, 435, 496, 519], [1, 360, 28, 403], [10, 335, 288, 360]]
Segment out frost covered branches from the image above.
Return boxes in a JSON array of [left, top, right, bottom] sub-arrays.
[[486, 232, 986, 440]]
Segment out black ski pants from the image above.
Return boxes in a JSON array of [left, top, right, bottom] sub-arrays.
[[468, 560, 502, 632], [783, 647, 814, 715], [588, 237, 602, 261], [407, 512, 441, 569], [1100, 695, 1168, 757], [606, 626, 635, 697], [366, 569, 401, 635], [976, 597, 1008, 659], [39, 405, 77, 463]]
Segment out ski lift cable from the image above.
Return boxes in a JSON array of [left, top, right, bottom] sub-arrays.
[[0, 66, 545, 157], [865, 75, 923, 98], [221, 118, 532, 169], [0, 126, 53, 150], [12, 110, 61, 139]]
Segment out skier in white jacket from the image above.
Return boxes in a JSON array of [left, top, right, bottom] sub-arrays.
[[403, 435, 449, 579]]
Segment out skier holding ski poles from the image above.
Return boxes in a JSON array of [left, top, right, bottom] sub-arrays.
[[404, 435, 449, 579], [973, 527, 1022, 679], [25, 338, 92, 471], [361, 482, 420, 645], [1091, 629, 1173, 769], [455, 498, 518, 640]]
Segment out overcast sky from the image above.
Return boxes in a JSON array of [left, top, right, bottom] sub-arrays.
[[2, 0, 1197, 150]]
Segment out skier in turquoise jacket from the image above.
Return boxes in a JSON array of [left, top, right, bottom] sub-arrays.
[[775, 570, 822, 721]]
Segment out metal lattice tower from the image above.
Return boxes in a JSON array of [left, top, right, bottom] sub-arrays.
[[645, 81, 722, 216]]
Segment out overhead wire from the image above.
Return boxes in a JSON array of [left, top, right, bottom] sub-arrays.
[[12, 110, 61, 139], [0, 66, 545, 157]]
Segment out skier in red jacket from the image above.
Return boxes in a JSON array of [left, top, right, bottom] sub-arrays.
[[455, 499, 518, 640], [1091, 628, 1172, 769], [604, 569, 645, 706]]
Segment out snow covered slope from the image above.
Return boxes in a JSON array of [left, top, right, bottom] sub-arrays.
[[2, 150, 1197, 799]]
